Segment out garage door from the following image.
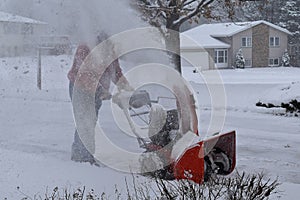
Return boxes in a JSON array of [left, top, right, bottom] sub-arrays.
[[181, 51, 209, 71]]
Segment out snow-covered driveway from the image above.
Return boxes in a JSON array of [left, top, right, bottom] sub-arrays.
[[0, 56, 299, 199]]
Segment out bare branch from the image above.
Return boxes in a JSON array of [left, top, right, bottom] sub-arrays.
[[183, 0, 199, 7], [175, 0, 215, 27]]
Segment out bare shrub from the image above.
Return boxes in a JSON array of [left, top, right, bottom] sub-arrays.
[[17, 172, 280, 200], [127, 172, 280, 200]]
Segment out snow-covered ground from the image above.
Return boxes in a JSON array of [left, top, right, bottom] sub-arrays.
[[0, 55, 299, 199]]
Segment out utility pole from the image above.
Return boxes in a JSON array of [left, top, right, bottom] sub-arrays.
[[37, 48, 42, 90], [37, 47, 54, 90]]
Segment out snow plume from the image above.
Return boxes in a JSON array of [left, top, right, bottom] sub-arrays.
[[0, 0, 170, 64], [0, 0, 144, 45]]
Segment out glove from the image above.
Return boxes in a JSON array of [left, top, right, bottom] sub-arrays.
[[122, 83, 134, 91], [99, 89, 112, 100], [118, 82, 134, 92]]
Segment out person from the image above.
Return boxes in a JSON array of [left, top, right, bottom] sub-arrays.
[[68, 32, 132, 165]]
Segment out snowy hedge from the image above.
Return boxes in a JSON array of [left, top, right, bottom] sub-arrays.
[[257, 82, 300, 116]]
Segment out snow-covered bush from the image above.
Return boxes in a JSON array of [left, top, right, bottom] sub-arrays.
[[256, 100, 300, 117], [281, 99, 300, 115], [257, 81, 300, 116], [281, 49, 290, 67], [235, 49, 245, 69]]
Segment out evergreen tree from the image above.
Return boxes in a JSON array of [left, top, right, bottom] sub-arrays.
[[235, 49, 245, 69], [238, 0, 300, 43], [281, 49, 290, 67], [237, 0, 284, 24], [279, 0, 300, 44]]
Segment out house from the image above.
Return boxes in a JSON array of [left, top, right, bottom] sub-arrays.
[[180, 20, 291, 70], [0, 11, 47, 57], [39, 35, 72, 55]]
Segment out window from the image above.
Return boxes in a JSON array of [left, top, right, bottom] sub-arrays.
[[241, 37, 252, 47], [269, 58, 279, 66], [214, 49, 228, 63], [4, 23, 19, 34], [270, 37, 280, 47]]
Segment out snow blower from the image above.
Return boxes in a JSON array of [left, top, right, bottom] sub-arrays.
[[112, 89, 236, 184]]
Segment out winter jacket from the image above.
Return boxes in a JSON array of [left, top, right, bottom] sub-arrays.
[[68, 44, 127, 92]]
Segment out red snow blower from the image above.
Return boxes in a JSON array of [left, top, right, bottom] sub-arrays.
[[112, 89, 236, 184]]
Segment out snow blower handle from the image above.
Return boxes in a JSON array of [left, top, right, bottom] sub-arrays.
[[112, 90, 148, 147], [112, 91, 132, 110], [112, 90, 152, 109], [122, 108, 147, 147]]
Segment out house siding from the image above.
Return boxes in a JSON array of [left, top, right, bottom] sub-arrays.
[[252, 24, 269, 67], [269, 27, 288, 63], [232, 29, 253, 67]]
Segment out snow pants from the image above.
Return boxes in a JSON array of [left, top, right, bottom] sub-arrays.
[[69, 82, 102, 163]]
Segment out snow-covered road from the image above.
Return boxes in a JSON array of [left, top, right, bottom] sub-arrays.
[[223, 110, 299, 184]]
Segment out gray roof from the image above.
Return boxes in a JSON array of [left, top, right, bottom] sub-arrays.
[[0, 11, 46, 24]]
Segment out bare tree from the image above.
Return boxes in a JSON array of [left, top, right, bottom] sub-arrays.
[[132, 0, 242, 73]]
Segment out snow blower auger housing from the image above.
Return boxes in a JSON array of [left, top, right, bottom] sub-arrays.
[[113, 89, 236, 184]]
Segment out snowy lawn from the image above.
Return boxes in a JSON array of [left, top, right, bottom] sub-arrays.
[[0, 56, 299, 199]]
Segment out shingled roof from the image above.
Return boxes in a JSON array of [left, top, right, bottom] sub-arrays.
[[0, 11, 46, 24]]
